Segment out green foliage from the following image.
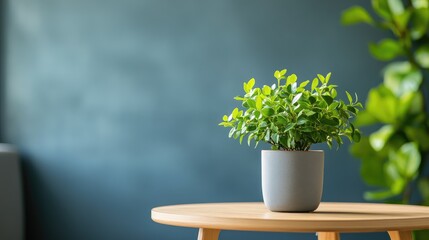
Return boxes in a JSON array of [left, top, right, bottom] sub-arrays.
[[341, 6, 374, 25], [369, 39, 404, 61], [219, 69, 362, 151], [342, 2, 429, 238]]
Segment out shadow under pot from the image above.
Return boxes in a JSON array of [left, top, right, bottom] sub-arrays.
[[261, 150, 324, 212]]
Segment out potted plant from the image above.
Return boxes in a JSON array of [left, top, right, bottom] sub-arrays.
[[219, 69, 363, 212]]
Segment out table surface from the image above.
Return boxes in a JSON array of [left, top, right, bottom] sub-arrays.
[[151, 202, 429, 233]]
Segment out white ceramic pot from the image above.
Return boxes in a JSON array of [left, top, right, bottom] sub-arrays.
[[261, 150, 324, 212]]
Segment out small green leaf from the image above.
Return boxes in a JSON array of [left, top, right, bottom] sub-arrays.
[[256, 96, 262, 110], [412, 0, 428, 8], [372, 0, 391, 20], [299, 80, 310, 88], [369, 39, 403, 61], [390, 142, 421, 179], [261, 107, 275, 117], [284, 123, 295, 131], [322, 95, 333, 105], [222, 115, 228, 121], [415, 45, 429, 68], [405, 126, 429, 151], [325, 72, 332, 83], [304, 110, 316, 116], [264, 130, 270, 141], [246, 124, 256, 131], [411, 8, 429, 39], [346, 91, 353, 104], [321, 117, 339, 126], [243, 82, 249, 93], [262, 85, 271, 95], [292, 93, 303, 105], [365, 86, 397, 124], [353, 129, 361, 142], [341, 6, 374, 25], [239, 134, 244, 144], [317, 74, 325, 83], [246, 99, 256, 108], [272, 133, 279, 143], [331, 88, 337, 98], [347, 105, 357, 114], [311, 78, 319, 91], [247, 78, 255, 89], [228, 128, 235, 138], [383, 61, 422, 96], [275, 115, 287, 124], [247, 134, 254, 146], [297, 118, 308, 125], [286, 74, 298, 86], [387, 0, 405, 15], [232, 108, 239, 119], [274, 69, 287, 80], [369, 125, 395, 151]]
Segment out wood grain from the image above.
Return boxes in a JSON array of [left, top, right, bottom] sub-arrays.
[[152, 202, 429, 233], [317, 232, 340, 240], [388, 231, 412, 240], [197, 228, 220, 240]]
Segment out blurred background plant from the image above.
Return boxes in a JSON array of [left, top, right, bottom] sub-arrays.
[[342, 0, 429, 239]]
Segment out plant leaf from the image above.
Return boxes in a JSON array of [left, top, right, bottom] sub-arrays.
[[369, 125, 395, 151], [322, 95, 333, 105], [415, 45, 429, 68], [341, 6, 374, 25], [262, 85, 272, 95], [256, 96, 262, 110], [299, 80, 310, 88], [346, 91, 353, 104], [325, 72, 332, 83], [372, 0, 392, 20], [261, 107, 275, 117], [292, 93, 303, 105], [317, 74, 326, 83], [286, 74, 298, 86], [383, 61, 422, 96], [390, 142, 421, 179], [311, 78, 319, 91], [247, 78, 255, 89], [411, 8, 429, 39], [369, 39, 403, 61]]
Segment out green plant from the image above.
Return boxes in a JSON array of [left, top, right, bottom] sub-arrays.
[[219, 69, 363, 151], [342, 1, 429, 239]]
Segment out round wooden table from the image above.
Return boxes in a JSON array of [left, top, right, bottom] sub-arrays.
[[151, 202, 429, 240]]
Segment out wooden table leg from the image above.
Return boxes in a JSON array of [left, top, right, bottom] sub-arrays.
[[388, 231, 412, 240], [198, 228, 220, 240], [317, 232, 340, 240]]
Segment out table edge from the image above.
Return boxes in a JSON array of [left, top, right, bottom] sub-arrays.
[[151, 202, 429, 233]]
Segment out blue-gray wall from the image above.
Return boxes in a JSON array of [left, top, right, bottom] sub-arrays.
[[4, 0, 389, 239]]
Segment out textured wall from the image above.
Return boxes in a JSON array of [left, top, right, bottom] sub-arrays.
[[4, 0, 389, 239]]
